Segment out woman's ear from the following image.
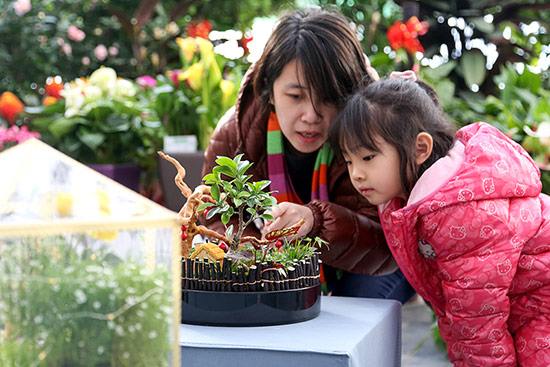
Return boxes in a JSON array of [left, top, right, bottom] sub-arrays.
[[415, 132, 433, 165]]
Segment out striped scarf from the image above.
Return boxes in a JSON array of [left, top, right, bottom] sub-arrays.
[[267, 112, 333, 204]]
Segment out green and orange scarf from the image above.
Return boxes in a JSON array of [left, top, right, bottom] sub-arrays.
[[266, 112, 334, 204]]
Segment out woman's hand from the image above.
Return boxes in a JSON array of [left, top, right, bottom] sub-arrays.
[[261, 202, 314, 239]]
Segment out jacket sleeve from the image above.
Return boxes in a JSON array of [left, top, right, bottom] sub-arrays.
[[428, 202, 519, 367], [306, 199, 397, 276]]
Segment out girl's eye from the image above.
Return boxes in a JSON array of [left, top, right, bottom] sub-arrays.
[[363, 155, 375, 161], [344, 160, 351, 166], [288, 94, 301, 100]]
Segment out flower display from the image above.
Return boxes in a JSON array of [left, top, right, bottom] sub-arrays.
[[387, 16, 429, 54], [0, 91, 24, 124], [141, 35, 243, 151], [25, 66, 164, 184]]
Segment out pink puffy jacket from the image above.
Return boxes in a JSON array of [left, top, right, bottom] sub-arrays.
[[379, 122, 550, 366]]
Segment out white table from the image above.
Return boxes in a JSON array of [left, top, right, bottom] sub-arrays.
[[180, 296, 402, 367]]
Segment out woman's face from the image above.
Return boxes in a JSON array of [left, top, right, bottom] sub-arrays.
[[271, 60, 338, 154]]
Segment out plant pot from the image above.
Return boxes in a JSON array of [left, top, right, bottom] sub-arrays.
[[158, 151, 205, 212], [88, 163, 141, 192], [182, 284, 321, 326]]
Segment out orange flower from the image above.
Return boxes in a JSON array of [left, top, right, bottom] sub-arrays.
[[387, 16, 429, 55], [187, 19, 212, 39], [0, 91, 24, 124], [43, 96, 58, 106], [45, 76, 64, 99]]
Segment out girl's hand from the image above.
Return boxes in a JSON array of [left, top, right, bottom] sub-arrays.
[[262, 202, 314, 239]]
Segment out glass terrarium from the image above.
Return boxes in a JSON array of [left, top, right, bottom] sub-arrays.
[[0, 139, 181, 367]]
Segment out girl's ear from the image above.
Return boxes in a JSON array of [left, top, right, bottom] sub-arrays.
[[415, 132, 433, 165]]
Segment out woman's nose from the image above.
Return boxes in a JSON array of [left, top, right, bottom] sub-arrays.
[[301, 102, 321, 124]]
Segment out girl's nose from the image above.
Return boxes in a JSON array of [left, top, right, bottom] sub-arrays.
[[351, 165, 365, 181]]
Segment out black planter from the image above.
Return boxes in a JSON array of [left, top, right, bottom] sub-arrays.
[[182, 284, 321, 326]]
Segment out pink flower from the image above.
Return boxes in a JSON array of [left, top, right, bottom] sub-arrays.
[[136, 76, 157, 88], [61, 43, 72, 56], [94, 44, 108, 61], [108, 46, 119, 57], [13, 0, 31, 16], [67, 25, 86, 42], [168, 69, 182, 87], [0, 125, 40, 151]]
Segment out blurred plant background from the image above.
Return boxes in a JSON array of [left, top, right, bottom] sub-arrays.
[[2, 0, 550, 195]]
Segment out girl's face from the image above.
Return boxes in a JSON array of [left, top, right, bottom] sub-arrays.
[[271, 60, 338, 154], [343, 137, 406, 206]]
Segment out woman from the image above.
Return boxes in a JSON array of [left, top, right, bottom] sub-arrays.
[[202, 8, 415, 302]]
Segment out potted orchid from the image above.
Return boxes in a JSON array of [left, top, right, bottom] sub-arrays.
[[25, 66, 164, 190]]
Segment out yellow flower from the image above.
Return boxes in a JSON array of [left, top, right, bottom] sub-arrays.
[[180, 62, 204, 90], [220, 79, 235, 107], [56, 192, 74, 217], [176, 37, 198, 63], [89, 190, 119, 241]]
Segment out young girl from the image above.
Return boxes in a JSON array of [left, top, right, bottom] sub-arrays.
[[330, 78, 550, 366]]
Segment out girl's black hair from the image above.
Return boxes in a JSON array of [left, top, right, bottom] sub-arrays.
[[252, 8, 371, 113], [329, 79, 456, 196]]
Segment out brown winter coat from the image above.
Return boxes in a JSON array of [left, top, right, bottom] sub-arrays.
[[201, 69, 396, 275]]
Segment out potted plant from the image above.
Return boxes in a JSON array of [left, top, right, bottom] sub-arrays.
[[24, 66, 164, 192], [160, 152, 325, 326]]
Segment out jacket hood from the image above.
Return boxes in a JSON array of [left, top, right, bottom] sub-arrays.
[[382, 122, 542, 216]]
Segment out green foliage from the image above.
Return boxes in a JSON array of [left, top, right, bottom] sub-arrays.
[[440, 62, 550, 194], [0, 235, 172, 366], [268, 237, 328, 268], [201, 154, 277, 246]]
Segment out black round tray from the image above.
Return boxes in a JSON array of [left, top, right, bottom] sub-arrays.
[[182, 284, 321, 326]]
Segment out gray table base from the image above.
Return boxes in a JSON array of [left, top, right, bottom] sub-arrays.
[[180, 296, 402, 367]]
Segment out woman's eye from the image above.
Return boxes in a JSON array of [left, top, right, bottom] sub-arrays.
[[287, 93, 301, 100], [363, 155, 375, 161]]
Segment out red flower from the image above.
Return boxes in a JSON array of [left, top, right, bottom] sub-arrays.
[[45, 76, 64, 99], [187, 20, 212, 39], [387, 16, 429, 55], [0, 91, 24, 124]]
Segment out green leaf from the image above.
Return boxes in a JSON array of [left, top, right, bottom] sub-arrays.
[[260, 213, 273, 221], [246, 207, 257, 216], [198, 202, 215, 211], [78, 131, 105, 150], [233, 198, 243, 207], [221, 213, 230, 226], [422, 61, 456, 79], [215, 156, 237, 170], [225, 225, 234, 239], [461, 50, 487, 88], [202, 173, 216, 183], [211, 183, 220, 201], [47, 117, 79, 138]]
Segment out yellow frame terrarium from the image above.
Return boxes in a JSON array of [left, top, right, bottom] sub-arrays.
[[0, 139, 181, 366]]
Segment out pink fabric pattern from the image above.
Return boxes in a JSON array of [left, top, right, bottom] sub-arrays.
[[379, 122, 550, 366]]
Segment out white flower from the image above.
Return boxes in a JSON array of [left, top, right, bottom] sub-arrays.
[[89, 66, 117, 92], [83, 85, 103, 103], [74, 289, 87, 304], [524, 122, 550, 146], [112, 79, 136, 99]]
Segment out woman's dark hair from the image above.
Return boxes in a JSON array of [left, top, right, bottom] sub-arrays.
[[252, 8, 371, 112], [329, 79, 456, 196]]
